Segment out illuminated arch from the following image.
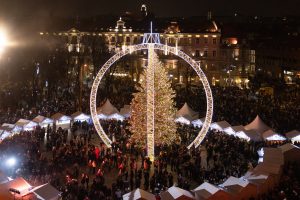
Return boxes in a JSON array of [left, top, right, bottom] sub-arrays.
[[90, 43, 213, 149]]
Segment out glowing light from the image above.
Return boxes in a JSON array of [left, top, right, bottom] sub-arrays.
[[146, 44, 155, 161], [6, 157, 16, 167], [90, 40, 213, 150], [0, 29, 8, 53]]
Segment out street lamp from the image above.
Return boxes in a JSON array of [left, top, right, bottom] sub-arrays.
[[6, 157, 17, 167]]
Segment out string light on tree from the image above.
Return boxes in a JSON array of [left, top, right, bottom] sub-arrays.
[[129, 49, 179, 161]]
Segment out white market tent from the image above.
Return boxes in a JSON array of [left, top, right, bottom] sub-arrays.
[[279, 143, 300, 164], [223, 125, 250, 140], [97, 99, 123, 120], [192, 117, 206, 128], [176, 103, 199, 121], [15, 119, 38, 131], [244, 115, 271, 134], [123, 188, 155, 200], [262, 130, 286, 141], [175, 115, 193, 125], [220, 176, 257, 200], [32, 183, 61, 200], [160, 186, 195, 200], [120, 105, 131, 118], [193, 182, 231, 200], [98, 113, 108, 120], [223, 125, 242, 135], [107, 113, 125, 121], [97, 99, 119, 115], [32, 115, 54, 128], [0, 177, 33, 197], [71, 111, 90, 122], [210, 121, 231, 132], [0, 129, 13, 141], [285, 130, 300, 143], [51, 113, 71, 130], [1, 123, 21, 133]]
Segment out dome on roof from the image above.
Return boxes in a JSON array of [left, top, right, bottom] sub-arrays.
[[198, 20, 219, 33], [165, 21, 180, 34]]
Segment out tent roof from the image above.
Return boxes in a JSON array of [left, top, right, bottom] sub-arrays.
[[244, 129, 262, 141], [107, 113, 125, 121], [1, 177, 33, 196], [231, 125, 246, 132], [32, 115, 46, 123], [262, 130, 286, 140], [15, 119, 31, 126], [285, 130, 300, 139], [97, 99, 120, 115], [71, 111, 84, 118], [235, 131, 250, 140], [71, 111, 90, 119], [253, 162, 282, 175], [193, 182, 220, 195], [192, 118, 205, 127], [263, 147, 284, 166], [175, 116, 193, 124], [244, 115, 271, 134], [120, 105, 131, 116], [1, 124, 15, 131], [279, 143, 300, 153], [176, 103, 199, 120], [33, 183, 61, 200], [221, 176, 249, 188], [243, 170, 270, 181], [51, 113, 71, 121], [211, 121, 231, 130], [161, 186, 195, 199], [32, 115, 53, 124], [123, 188, 155, 200]]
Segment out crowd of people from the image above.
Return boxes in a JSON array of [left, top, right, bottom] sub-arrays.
[[1, 77, 300, 199], [1, 75, 300, 135], [0, 116, 267, 200]]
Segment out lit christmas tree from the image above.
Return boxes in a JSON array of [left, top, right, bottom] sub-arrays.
[[129, 51, 179, 147]]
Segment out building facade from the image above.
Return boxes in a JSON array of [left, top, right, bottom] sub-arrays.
[[39, 9, 256, 88]]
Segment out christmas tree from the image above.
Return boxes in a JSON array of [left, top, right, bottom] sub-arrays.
[[129, 51, 179, 146]]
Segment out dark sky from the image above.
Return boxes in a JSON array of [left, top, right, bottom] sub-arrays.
[[0, 0, 299, 19]]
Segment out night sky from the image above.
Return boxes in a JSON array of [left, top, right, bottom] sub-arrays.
[[0, 0, 299, 19]]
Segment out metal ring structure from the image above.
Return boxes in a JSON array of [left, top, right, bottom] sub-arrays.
[[90, 43, 213, 149]]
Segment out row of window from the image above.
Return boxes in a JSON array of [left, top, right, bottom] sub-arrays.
[[195, 50, 217, 57], [108, 36, 218, 45]]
